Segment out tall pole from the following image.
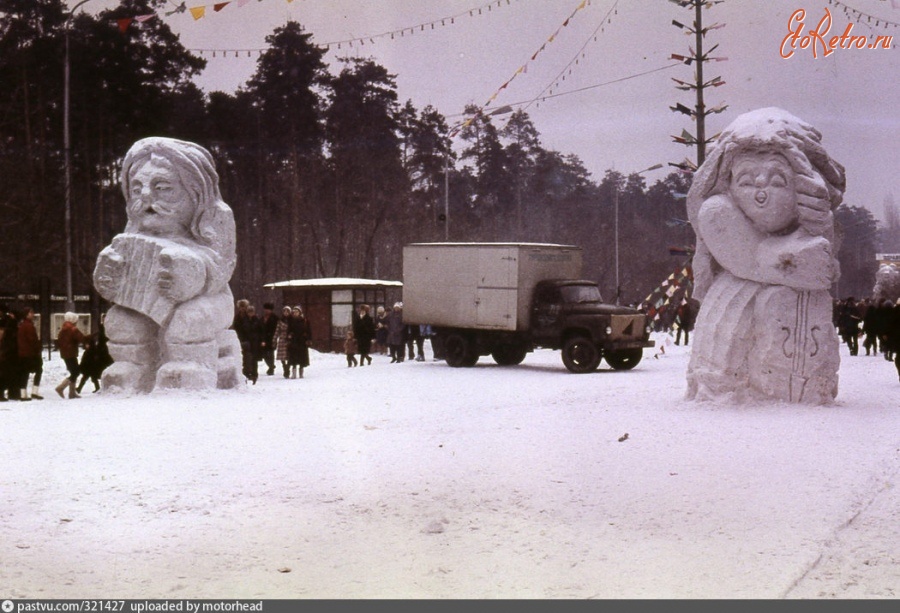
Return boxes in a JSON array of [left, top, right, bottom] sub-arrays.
[[64, 0, 93, 313], [669, 0, 726, 171], [694, 1, 707, 166], [443, 147, 449, 241], [614, 185, 620, 305], [64, 27, 74, 312]]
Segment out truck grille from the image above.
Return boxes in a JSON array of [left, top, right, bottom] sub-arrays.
[[610, 314, 645, 339]]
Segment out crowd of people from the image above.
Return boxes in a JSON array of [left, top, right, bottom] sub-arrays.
[[0, 304, 113, 402], [230, 299, 435, 385], [834, 296, 900, 379]]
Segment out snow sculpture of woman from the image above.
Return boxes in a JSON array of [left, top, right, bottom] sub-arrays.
[[93, 137, 242, 393], [686, 108, 845, 404]]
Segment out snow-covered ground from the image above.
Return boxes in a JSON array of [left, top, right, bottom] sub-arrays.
[[2, 332, 897, 599]]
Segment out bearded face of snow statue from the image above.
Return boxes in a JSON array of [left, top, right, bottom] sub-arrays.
[[93, 137, 242, 393], [685, 108, 845, 404]]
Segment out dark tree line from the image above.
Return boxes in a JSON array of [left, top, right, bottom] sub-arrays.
[[0, 0, 881, 311]]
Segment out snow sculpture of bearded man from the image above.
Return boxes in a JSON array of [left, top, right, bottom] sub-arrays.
[[685, 108, 845, 404], [93, 137, 242, 393]]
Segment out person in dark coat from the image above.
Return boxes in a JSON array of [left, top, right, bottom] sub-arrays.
[[76, 337, 106, 394], [836, 297, 861, 356], [874, 299, 894, 361], [861, 298, 879, 356], [17, 306, 43, 400], [374, 306, 389, 355], [76, 313, 113, 393], [881, 300, 900, 380], [0, 303, 21, 401], [75, 314, 114, 394], [260, 302, 279, 376], [233, 301, 263, 384], [674, 298, 697, 346], [352, 304, 375, 366], [386, 302, 406, 363], [405, 322, 422, 361], [287, 305, 312, 379]]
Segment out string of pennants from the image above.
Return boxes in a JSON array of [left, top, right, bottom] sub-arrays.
[[828, 0, 900, 29], [114, 0, 520, 39], [523, 0, 619, 113], [450, 0, 616, 136], [641, 263, 694, 328]]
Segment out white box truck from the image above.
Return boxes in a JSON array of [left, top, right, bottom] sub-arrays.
[[402, 242, 654, 373]]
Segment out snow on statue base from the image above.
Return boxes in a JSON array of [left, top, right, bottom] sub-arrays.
[[93, 137, 242, 394], [685, 108, 845, 405]]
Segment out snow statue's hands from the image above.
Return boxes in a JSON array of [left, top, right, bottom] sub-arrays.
[[794, 172, 834, 238], [93, 245, 126, 302], [760, 235, 836, 291], [157, 247, 206, 303]]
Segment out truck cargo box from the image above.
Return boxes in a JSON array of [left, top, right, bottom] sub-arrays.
[[402, 243, 583, 331]]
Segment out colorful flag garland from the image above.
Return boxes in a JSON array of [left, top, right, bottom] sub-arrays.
[[523, 0, 619, 112], [641, 263, 694, 328]]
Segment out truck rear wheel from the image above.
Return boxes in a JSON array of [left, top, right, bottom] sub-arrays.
[[444, 333, 478, 367], [491, 342, 528, 366], [562, 335, 601, 373], [605, 348, 643, 370]]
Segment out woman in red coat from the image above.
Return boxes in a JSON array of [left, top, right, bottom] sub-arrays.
[[17, 307, 43, 400], [55, 312, 87, 399]]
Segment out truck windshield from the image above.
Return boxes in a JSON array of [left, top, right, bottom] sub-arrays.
[[560, 284, 603, 303]]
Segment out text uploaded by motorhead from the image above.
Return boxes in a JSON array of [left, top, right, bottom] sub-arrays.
[[2, 602, 264, 613]]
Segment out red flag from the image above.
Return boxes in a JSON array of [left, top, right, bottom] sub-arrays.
[[117, 18, 133, 33], [214, 2, 230, 11]]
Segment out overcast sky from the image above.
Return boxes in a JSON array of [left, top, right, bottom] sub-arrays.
[[81, 0, 899, 222]]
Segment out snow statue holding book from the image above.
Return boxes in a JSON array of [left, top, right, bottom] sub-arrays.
[[685, 108, 845, 404], [93, 137, 242, 393]]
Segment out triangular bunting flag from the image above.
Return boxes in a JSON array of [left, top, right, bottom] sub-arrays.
[[117, 18, 133, 33], [189, 6, 206, 20], [214, 2, 230, 12]]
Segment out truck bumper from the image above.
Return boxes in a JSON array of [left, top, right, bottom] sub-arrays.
[[610, 340, 655, 349]]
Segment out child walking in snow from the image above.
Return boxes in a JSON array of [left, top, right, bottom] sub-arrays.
[[344, 331, 358, 367]]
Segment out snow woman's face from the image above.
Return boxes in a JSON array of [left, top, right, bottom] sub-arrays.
[[729, 152, 798, 233], [128, 156, 195, 238]]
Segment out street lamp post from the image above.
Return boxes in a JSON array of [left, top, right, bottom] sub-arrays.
[[64, 0, 94, 312], [614, 163, 664, 305], [443, 147, 449, 241]]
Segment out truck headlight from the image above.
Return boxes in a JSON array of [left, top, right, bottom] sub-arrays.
[[605, 326, 613, 335], [645, 325, 652, 334]]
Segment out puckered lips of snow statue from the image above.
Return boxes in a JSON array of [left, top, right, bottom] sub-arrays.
[[92, 137, 243, 394], [685, 108, 846, 404]]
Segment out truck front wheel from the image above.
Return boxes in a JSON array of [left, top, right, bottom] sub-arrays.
[[562, 336, 601, 373], [444, 333, 478, 367], [605, 348, 643, 370]]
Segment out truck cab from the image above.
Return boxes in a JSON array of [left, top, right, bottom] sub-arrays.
[[530, 279, 654, 372]]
